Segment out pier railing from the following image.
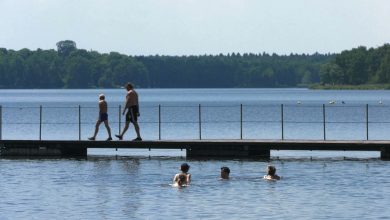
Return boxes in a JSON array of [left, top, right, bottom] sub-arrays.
[[1, 104, 390, 140]]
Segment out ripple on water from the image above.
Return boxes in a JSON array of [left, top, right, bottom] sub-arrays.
[[0, 157, 390, 219]]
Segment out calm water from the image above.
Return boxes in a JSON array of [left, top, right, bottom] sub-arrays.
[[1, 88, 390, 141], [1, 89, 390, 219]]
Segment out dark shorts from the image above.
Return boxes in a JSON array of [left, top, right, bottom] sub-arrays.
[[99, 113, 108, 122], [126, 106, 139, 123]]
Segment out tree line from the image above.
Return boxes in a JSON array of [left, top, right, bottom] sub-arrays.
[[1, 40, 388, 89], [320, 44, 390, 86]]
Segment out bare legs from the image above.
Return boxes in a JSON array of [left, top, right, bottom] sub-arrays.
[[119, 122, 130, 137], [117, 121, 142, 140], [134, 122, 141, 139], [103, 120, 112, 138], [89, 120, 112, 140]]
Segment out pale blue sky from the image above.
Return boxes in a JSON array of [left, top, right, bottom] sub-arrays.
[[0, 0, 389, 55]]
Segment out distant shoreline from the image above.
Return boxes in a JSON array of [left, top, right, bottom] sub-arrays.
[[0, 85, 390, 90], [309, 84, 390, 90]]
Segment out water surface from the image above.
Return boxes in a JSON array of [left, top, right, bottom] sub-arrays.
[[1, 157, 389, 219], [1, 89, 390, 219]]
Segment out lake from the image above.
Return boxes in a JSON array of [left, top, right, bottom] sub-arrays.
[[0, 88, 390, 219], [2, 88, 390, 141]]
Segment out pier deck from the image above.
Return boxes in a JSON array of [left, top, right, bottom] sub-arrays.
[[1, 139, 390, 159]]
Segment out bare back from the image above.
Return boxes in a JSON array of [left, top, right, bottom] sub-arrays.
[[99, 100, 108, 114], [126, 89, 139, 107]]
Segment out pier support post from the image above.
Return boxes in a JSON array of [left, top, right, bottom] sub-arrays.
[[78, 105, 81, 140], [60, 146, 87, 157], [380, 148, 390, 160], [186, 145, 270, 159]]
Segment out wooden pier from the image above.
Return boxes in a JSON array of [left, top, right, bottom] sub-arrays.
[[1, 139, 390, 160]]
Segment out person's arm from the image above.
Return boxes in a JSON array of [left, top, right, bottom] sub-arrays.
[[136, 105, 140, 117], [122, 106, 127, 115], [135, 91, 140, 116], [99, 101, 103, 114], [187, 174, 191, 184], [173, 174, 179, 183], [122, 95, 130, 115]]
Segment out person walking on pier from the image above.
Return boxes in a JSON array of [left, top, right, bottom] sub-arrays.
[[116, 82, 142, 141], [88, 94, 112, 141]]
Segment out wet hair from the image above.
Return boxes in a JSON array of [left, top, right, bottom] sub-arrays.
[[99, 94, 105, 100], [180, 163, 190, 173], [221, 166, 230, 174], [267, 165, 276, 175]]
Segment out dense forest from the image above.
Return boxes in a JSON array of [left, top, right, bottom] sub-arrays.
[[0, 40, 389, 89], [319, 44, 390, 86]]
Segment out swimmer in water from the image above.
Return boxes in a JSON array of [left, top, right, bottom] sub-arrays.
[[264, 165, 281, 180], [173, 173, 188, 187], [173, 163, 191, 185], [220, 166, 230, 180]]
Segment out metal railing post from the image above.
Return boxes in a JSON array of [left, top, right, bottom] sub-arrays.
[[78, 105, 81, 140], [119, 105, 122, 134], [366, 104, 369, 140], [281, 104, 284, 140], [117, 105, 121, 151], [240, 104, 243, 140], [0, 105, 2, 140], [199, 104, 202, 140], [323, 104, 326, 140], [158, 105, 161, 140], [39, 105, 42, 140]]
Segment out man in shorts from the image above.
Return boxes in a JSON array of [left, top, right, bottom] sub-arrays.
[[116, 82, 142, 141], [88, 94, 112, 141]]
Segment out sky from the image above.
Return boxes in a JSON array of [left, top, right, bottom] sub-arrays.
[[0, 0, 389, 55]]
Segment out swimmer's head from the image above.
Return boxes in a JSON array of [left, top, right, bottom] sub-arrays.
[[267, 165, 276, 175], [220, 166, 230, 179], [180, 163, 190, 173], [221, 166, 230, 174], [99, 94, 105, 100]]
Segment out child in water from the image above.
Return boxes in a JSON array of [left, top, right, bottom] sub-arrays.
[[173, 173, 188, 187], [173, 163, 191, 186], [263, 165, 281, 180], [220, 166, 230, 180]]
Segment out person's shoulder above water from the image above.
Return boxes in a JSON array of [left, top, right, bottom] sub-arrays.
[[173, 163, 191, 186], [263, 165, 281, 180], [263, 174, 281, 180], [173, 173, 188, 188], [180, 163, 191, 184]]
